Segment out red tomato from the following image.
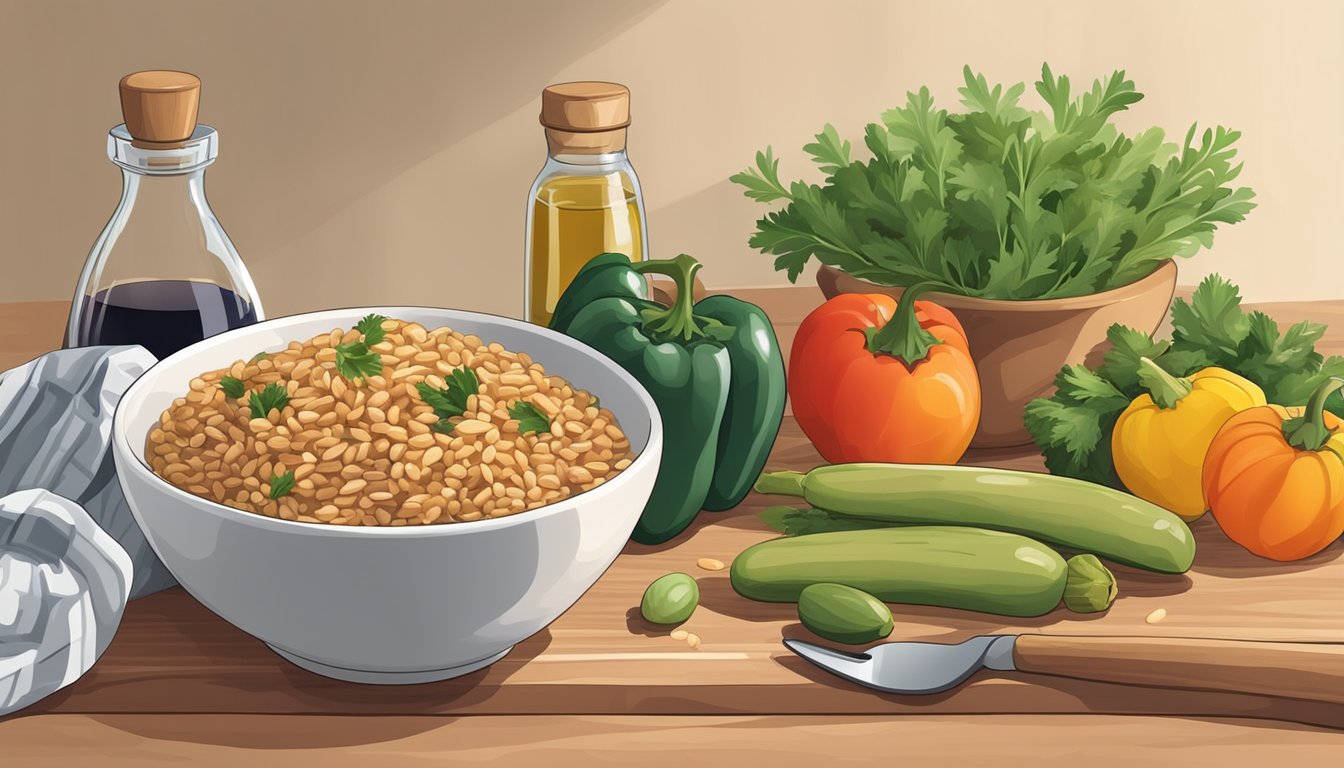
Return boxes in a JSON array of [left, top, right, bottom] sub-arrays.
[[789, 291, 980, 464]]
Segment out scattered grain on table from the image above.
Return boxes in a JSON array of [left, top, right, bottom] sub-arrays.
[[696, 557, 725, 571], [1145, 608, 1167, 624]]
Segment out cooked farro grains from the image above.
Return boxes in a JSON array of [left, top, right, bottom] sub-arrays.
[[145, 318, 634, 527]]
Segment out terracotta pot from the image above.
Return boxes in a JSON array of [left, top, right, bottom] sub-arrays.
[[815, 262, 1178, 448]]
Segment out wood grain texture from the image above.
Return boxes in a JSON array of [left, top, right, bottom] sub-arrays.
[[3, 714, 1343, 767], [3, 295, 1344, 733], [1013, 635, 1344, 705]]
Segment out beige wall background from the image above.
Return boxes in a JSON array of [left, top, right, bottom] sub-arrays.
[[0, 0, 1338, 317]]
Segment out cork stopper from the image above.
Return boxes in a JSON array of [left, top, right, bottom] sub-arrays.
[[119, 70, 201, 145], [540, 82, 630, 154]]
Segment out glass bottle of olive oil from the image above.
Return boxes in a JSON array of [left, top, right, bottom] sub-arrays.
[[524, 82, 648, 325]]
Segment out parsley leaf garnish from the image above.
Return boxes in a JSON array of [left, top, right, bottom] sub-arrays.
[[355, 314, 388, 347], [250, 351, 269, 363], [335, 342, 383, 381], [733, 65, 1255, 300], [508, 401, 551, 435], [247, 382, 291, 420], [268, 471, 295, 499], [220, 376, 246, 399], [415, 368, 479, 434], [331, 316, 391, 382]]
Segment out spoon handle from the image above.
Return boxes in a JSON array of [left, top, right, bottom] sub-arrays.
[[1012, 635, 1344, 705]]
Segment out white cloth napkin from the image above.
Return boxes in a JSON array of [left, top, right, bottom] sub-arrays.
[[0, 488, 133, 714], [0, 345, 172, 715], [0, 346, 172, 598]]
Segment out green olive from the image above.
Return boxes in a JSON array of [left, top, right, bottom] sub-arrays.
[[640, 572, 699, 625], [798, 583, 894, 644]]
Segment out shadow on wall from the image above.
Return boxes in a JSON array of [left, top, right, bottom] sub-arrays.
[[0, 0, 668, 312]]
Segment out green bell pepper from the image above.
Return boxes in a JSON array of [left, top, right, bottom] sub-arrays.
[[694, 295, 787, 511], [549, 252, 647, 334], [553, 253, 787, 543]]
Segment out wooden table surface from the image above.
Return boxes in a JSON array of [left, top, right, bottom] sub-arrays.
[[4, 291, 1344, 764]]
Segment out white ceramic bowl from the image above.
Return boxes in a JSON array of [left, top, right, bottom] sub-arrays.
[[111, 307, 661, 684]]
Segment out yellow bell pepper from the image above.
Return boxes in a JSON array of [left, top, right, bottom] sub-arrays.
[[1111, 357, 1266, 522]]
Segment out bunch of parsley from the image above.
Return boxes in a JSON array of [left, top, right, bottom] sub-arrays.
[[731, 64, 1256, 300], [1025, 275, 1344, 488]]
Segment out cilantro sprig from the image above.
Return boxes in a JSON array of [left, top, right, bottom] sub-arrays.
[[1025, 274, 1344, 488], [416, 367, 479, 434], [220, 376, 246, 399], [508, 401, 551, 435], [732, 64, 1254, 300], [334, 314, 389, 382], [247, 382, 291, 420], [355, 314, 387, 346], [268, 471, 295, 500]]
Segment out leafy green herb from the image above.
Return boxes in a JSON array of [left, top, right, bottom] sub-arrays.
[[250, 351, 269, 363], [247, 382, 291, 420], [1025, 274, 1344, 487], [732, 64, 1255, 300], [334, 342, 383, 382], [220, 376, 246, 399], [416, 367, 479, 435], [268, 471, 295, 500], [508, 401, 551, 435], [417, 368, 477, 416], [588, 394, 601, 409], [355, 314, 388, 347], [331, 315, 392, 382]]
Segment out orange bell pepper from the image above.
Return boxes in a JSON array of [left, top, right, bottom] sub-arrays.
[[788, 283, 980, 464], [1202, 377, 1344, 561]]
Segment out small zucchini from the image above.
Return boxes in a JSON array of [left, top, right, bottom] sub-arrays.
[[731, 526, 1071, 617], [798, 583, 893, 644], [755, 463, 1195, 573]]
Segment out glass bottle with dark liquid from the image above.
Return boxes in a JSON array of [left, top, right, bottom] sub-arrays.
[[66, 70, 262, 359]]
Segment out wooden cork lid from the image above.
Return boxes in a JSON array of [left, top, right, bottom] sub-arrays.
[[540, 82, 631, 153], [540, 82, 630, 131], [119, 70, 201, 144]]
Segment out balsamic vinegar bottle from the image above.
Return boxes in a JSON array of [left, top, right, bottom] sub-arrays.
[[66, 70, 262, 360]]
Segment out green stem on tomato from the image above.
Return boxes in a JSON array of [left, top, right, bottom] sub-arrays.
[[1135, 356, 1192, 409], [864, 281, 943, 366], [1283, 377, 1344, 453]]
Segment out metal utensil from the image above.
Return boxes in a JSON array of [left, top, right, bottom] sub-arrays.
[[784, 634, 1344, 704]]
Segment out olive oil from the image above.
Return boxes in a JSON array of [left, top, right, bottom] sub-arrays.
[[524, 82, 649, 325], [529, 174, 643, 324]]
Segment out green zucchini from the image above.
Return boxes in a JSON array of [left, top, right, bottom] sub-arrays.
[[798, 583, 894, 644], [731, 526, 1071, 617], [756, 464, 1194, 573]]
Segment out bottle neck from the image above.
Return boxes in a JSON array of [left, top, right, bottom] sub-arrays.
[[545, 126, 628, 159], [121, 168, 208, 211], [109, 124, 218, 175]]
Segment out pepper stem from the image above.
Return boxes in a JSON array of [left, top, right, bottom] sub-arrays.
[[1283, 377, 1344, 452], [864, 282, 943, 366], [632, 254, 706, 342], [1136, 356, 1193, 409]]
